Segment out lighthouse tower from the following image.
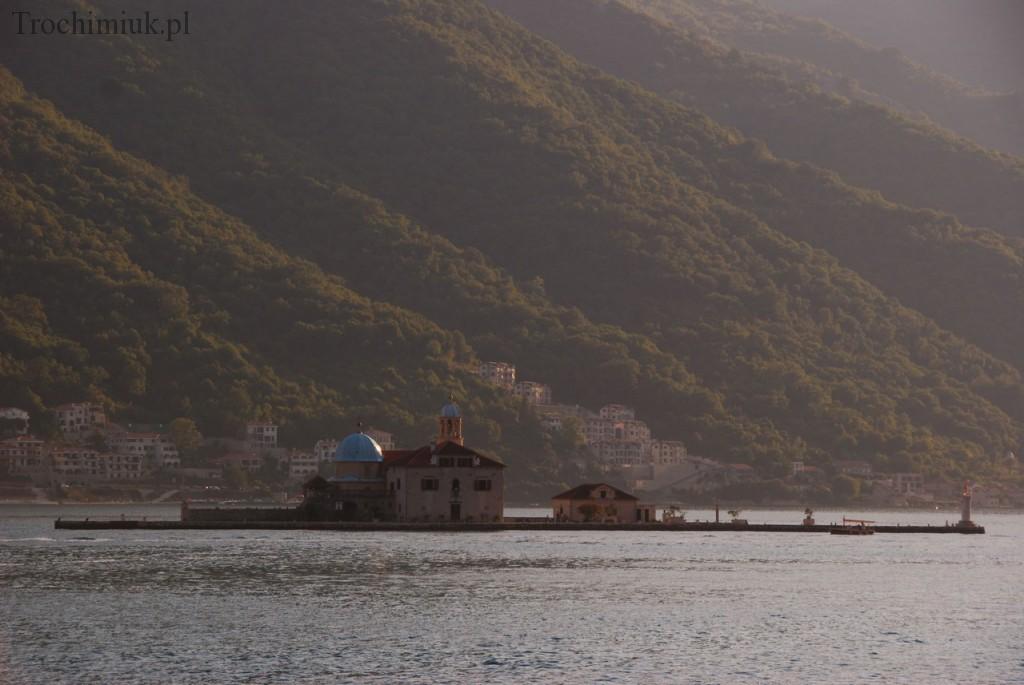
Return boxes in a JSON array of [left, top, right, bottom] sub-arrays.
[[957, 481, 976, 528]]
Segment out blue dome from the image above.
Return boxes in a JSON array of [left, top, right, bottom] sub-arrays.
[[441, 401, 461, 418], [333, 432, 383, 463]]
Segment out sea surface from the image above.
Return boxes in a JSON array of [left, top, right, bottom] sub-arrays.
[[0, 504, 1021, 684]]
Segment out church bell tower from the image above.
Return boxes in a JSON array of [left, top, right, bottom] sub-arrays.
[[437, 394, 464, 446]]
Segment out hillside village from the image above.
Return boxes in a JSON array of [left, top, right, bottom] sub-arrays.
[[475, 361, 1024, 509], [4, 358, 1018, 508]]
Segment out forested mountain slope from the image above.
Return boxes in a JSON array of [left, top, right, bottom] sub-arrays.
[[2, 0, 1021, 482], [759, 0, 1024, 94], [0, 69, 595, 494], [625, 0, 1024, 158], [487, 0, 1024, 239], [484, 0, 1024, 372]]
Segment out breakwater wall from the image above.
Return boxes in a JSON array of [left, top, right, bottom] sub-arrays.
[[54, 519, 985, 533]]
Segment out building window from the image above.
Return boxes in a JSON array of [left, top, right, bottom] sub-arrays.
[[473, 479, 492, 492], [439, 457, 453, 467], [457, 457, 473, 467], [421, 478, 439, 491], [397, 478, 401, 490], [452, 478, 460, 494]]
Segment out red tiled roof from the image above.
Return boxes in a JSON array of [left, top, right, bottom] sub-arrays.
[[551, 483, 639, 501], [382, 441, 505, 468]]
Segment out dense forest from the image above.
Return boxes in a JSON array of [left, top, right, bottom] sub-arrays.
[[2, 0, 1022, 492], [625, 0, 1024, 158], [760, 0, 1024, 93]]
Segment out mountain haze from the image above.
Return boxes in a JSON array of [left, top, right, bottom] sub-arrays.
[[624, 0, 1024, 158]]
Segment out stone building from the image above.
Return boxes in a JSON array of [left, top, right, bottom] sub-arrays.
[[477, 361, 516, 390], [307, 398, 505, 522], [108, 432, 180, 471], [599, 404, 635, 421], [551, 483, 655, 523], [55, 402, 106, 438], [245, 422, 278, 450], [0, 407, 29, 436], [365, 428, 396, 451], [513, 381, 552, 405]]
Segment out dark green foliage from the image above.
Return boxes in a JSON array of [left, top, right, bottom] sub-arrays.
[[627, 0, 1024, 159], [0, 0, 1021, 490]]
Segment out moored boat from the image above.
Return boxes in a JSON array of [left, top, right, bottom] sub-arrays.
[[830, 517, 875, 535]]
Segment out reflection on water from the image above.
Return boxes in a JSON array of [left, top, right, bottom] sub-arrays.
[[1, 505, 1022, 684]]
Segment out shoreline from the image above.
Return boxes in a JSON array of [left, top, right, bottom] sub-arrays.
[[4, 498, 1023, 513]]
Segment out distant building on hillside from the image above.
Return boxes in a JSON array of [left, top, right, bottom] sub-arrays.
[[246, 422, 278, 451], [0, 435, 46, 478], [893, 472, 924, 495], [286, 451, 319, 482], [599, 404, 635, 422], [313, 439, 338, 465], [55, 402, 106, 438], [649, 440, 686, 465], [218, 451, 263, 473], [108, 432, 180, 471], [49, 446, 144, 482], [0, 407, 29, 436], [477, 361, 516, 391], [836, 460, 873, 478], [583, 416, 650, 448], [591, 440, 647, 467], [365, 428, 395, 451], [513, 381, 552, 405]]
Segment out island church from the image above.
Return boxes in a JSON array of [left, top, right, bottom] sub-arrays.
[[301, 398, 505, 522]]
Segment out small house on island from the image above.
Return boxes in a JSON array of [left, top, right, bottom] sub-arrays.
[[551, 483, 655, 523]]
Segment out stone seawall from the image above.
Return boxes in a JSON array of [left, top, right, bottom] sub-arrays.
[[54, 519, 986, 534]]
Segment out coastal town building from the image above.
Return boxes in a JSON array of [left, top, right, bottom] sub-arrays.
[[591, 440, 647, 467], [286, 451, 320, 481], [649, 440, 687, 465], [0, 407, 30, 435], [304, 397, 505, 522], [599, 404, 635, 422], [836, 460, 873, 478], [217, 451, 263, 473], [245, 422, 278, 451], [477, 361, 516, 391], [108, 432, 180, 471], [893, 472, 924, 495], [365, 428, 396, 451], [0, 435, 45, 477], [55, 402, 106, 437], [513, 381, 552, 405], [551, 483, 655, 523], [49, 447, 144, 482], [313, 439, 339, 464]]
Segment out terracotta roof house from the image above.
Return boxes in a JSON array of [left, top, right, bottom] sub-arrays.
[[551, 483, 655, 523]]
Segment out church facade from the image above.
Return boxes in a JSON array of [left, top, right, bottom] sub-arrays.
[[303, 398, 505, 522]]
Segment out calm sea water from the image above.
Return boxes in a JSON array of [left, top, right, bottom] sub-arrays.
[[1, 504, 1021, 684]]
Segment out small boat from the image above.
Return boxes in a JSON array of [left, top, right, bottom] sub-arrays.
[[830, 517, 875, 535]]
